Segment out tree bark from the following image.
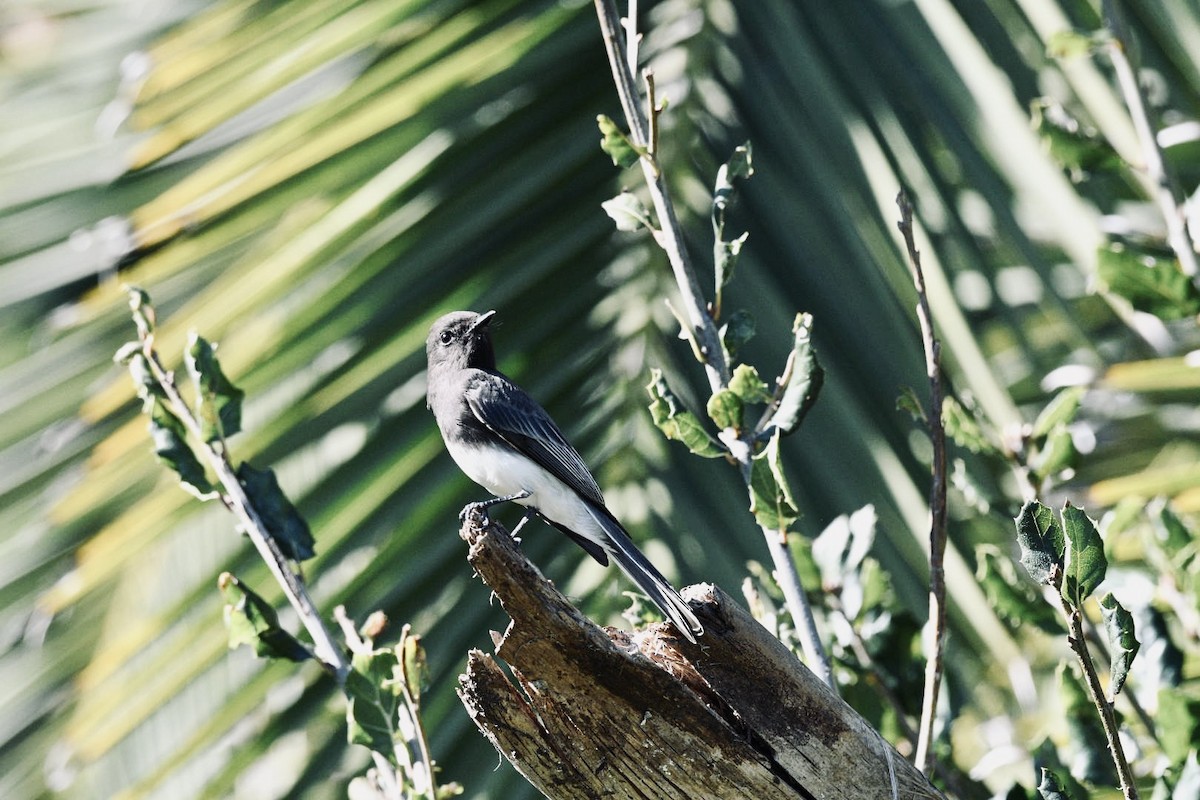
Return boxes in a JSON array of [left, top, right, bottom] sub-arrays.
[[456, 518, 946, 799]]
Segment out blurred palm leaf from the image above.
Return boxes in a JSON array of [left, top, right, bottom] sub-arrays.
[[3, 0, 1199, 798]]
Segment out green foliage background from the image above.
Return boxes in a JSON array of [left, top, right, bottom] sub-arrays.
[[2, 0, 1198, 798]]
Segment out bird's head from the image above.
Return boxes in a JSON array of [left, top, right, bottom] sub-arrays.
[[426, 310, 497, 373]]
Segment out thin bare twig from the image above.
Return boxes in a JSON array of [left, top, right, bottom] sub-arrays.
[[593, 0, 836, 693], [1102, 0, 1199, 280], [895, 191, 949, 774]]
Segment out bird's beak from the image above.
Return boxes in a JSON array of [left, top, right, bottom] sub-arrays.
[[469, 310, 496, 332]]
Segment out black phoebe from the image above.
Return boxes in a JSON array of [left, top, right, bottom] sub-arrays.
[[426, 310, 703, 643]]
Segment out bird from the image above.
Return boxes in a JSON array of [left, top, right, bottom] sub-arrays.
[[425, 309, 703, 643]]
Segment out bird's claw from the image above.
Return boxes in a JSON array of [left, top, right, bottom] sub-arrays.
[[459, 501, 491, 526]]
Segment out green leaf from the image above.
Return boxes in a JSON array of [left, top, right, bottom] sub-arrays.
[[399, 629, 428, 704], [149, 396, 217, 500], [1159, 689, 1200, 763], [975, 544, 1063, 634], [1045, 30, 1107, 59], [113, 341, 142, 365], [345, 648, 402, 762], [1015, 500, 1064, 585], [219, 572, 311, 662], [1151, 499, 1192, 551], [812, 505, 876, 618], [237, 462, 316, 561], [712, 143, 753, 306], [714, 231, 748, 295], [601, 191, 655, 232], [748, 430, 799, 533], [706, 388, 743, 431], [1096, 240, 1200, 320], [1031, 387, 1084, 440], [763, 312, 823, 436], [126, 285, 157, 338], [186, 332, 245, 443], [728, 363, 771, 405], [1031, 97, 1121, 178], [896, 386, 926, 424], [942, 395, 1001, 455], [1098, 592, 1139, 699], [1032, 427, 1076, 480], [645, 368, 725, 458], [1060, 504, 1106, 607], [596, 113, 644, 168], [1037, 767, 1073, 800], [719, 309, 755, 361]]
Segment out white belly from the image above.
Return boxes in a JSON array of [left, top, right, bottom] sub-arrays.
[[445, 438, 602, 540]]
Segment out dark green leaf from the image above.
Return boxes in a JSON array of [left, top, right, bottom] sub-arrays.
[[1061, 504, 1106, 607], [1098, 592, 1139, 698], [149, 397, 217, 500], [1031, 97, 1121, 178], [763, 312, 823, 436], [976, 544, 1063, 634], [1015, 501, 1064, 585], [601, 191, 654, 232], [345, 648, 402, 762], [218, 572, 311, 662], [1031, 387, 1084, 440], [706, 388, 743, 431], [1158, 688, 1200, 763], [1096, 240, 1200, 320], [712, 143, 753, 305], [237, 463, 316, 561], [645, 368, 725, 458], [1151, 499, 1192, 551], [1037, 768, 1073, 800], [1032, 427, 1076, 480], [943, 395, 1000, 455], [596, 113, 644, 169], [896, 385, 926, 424], [186, 332, 244, 442], [719, 309, 755, 361], [748, 430, 799, 533], [714, 231, 748, 295], [728, 363, 771, 405]]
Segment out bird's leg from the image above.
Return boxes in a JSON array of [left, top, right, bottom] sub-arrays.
[[508, 507, 537, 545], [459, 489, 531, 525]]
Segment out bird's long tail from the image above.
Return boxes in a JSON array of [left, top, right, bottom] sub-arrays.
[[585, 503, 703, 643]]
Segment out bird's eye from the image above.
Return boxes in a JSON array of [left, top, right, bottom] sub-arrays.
[[439, 330, 454, 345]]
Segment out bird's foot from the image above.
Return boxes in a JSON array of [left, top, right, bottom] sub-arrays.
[[458, 490, 532, 528]]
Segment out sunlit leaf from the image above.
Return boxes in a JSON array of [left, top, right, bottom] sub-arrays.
[[219, 572, 311, 662], [1096, 241, 1200, 320], [763, 312, 822, 436], [748, 430, 799, 533], [601, 191, 655, 232], [597, 113, 644, 169], [1060, 504, 1106, 607], [186, 332, 245, 442], [645, 368, 725, 458]]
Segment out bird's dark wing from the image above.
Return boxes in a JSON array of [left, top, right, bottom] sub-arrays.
[[463, 371, 606, 507]]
